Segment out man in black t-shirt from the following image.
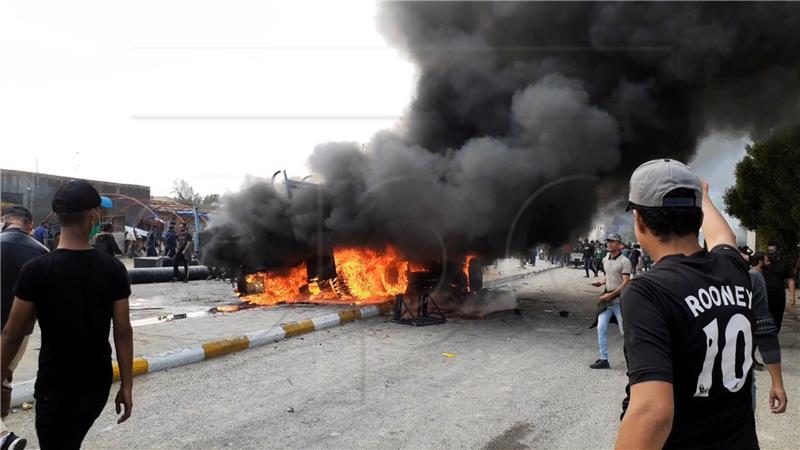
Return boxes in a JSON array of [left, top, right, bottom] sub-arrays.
[[615, 159, 783, 449], [172, 223, 194, 283], [762, 242, 796, 332], [0, 180, 134, 450]]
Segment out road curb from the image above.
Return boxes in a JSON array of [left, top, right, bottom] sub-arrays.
[[483, 265, 561, 288], [9, 302, 393, 408]]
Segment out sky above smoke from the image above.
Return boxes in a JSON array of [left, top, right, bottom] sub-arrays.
[[203, 1, 799, 270]]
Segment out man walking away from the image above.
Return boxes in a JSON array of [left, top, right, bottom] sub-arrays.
[[172, 223, 193, 283], [748, 252, 787, 412], [616, 159, 763, 449], [0, 206, 49, 450], [763, 242, 796, 332], [589, 233, 631, 369], [1, 180, 133, 450]]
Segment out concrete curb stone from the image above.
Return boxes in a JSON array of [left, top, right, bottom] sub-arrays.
[[9, 302, 392, 408]]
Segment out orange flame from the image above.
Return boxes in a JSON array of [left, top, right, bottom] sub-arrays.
[[333, 247, 409, 300], [463, 254, 477, 292], [241, 246, 410, 306]]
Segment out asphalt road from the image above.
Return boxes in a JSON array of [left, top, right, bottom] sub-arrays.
[[5, 267, 799, 449]]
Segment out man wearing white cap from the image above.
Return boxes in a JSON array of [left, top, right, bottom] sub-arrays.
[[615, 159, 786, 449]]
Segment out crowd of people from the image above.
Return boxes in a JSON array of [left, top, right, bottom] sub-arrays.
[[0, 160, 798, 449]]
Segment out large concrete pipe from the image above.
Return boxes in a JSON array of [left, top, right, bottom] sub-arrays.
[[128, 266, 210, 284]]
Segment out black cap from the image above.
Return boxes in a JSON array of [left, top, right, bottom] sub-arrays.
[[52, 180, 101, 214], [1, 205, 33, 221]]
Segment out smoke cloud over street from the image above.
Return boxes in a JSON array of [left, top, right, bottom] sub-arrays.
[[204, 2, 800, 271]]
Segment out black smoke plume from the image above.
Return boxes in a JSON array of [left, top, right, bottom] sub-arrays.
[[203, 1, 800, 272]]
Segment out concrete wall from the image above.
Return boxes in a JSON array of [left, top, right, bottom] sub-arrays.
[[1, 169, 150, 224]]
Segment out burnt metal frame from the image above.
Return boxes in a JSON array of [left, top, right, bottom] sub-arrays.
[[392, 293, 446, 326]]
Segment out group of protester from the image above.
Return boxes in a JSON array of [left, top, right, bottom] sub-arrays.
[[0, 180, 207, 449], [1, 160, 798, 449]]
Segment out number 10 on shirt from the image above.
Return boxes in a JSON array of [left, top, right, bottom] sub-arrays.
[[694, 314, 753, 397]]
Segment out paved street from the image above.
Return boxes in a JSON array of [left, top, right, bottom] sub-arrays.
[[5, 267, 799, 449]]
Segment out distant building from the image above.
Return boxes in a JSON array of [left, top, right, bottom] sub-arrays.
[[1, 169, 150, 227]]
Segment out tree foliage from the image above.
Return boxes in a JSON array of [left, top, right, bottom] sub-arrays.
[[171, 179, 201, 205], [201, 194, 220, 206], [724, 126, 800, 261]]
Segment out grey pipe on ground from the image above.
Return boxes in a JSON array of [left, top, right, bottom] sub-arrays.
[[128, 266, 210, 284]]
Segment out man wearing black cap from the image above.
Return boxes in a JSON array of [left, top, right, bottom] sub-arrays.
[[1, 206, 49, 450], [615, 159, 785, 449], [1, 180, 134, 449]]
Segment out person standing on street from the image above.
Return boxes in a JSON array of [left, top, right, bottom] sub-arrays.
[[172, 223, 193, 282], [93, 223, 122, 257], [748, 251, 786, 411], [163, 224, 177, 257], [627, 244, 640, 278], [1, 180, 134, 450], [0, 206, 49, 450], [589, 233, 631, 369], [595, 241, 606, 276], [615, 159, 779, 449], [145, 224, 159, 257], [583, 241, 597, 278], [763, 242, 796, 332], [124, 226, 138, 257]]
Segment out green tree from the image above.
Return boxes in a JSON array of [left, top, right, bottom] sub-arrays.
[[201, 194, 220, 206], [724, 126, 800, 264], [171, 179, 202, 205]]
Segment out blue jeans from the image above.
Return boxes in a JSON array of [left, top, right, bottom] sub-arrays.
[[597, 303, 623, 360]]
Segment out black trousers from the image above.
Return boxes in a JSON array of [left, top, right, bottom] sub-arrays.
[[173, 252, 189, 279], [767, 291, 786, 332], [35, 388, 110, 450]]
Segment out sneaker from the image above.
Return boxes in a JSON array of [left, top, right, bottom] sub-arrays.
[[589, 359, 610, 369], [1, 432, 27, 450]]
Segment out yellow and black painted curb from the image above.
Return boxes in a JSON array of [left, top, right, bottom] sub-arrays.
[[11, 302, 392, 407]]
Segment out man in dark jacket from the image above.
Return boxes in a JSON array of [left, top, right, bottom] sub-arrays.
[[0, 206, 48, 449]]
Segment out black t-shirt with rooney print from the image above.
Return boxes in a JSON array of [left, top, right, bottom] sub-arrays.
[[621, 245, 757, 450]]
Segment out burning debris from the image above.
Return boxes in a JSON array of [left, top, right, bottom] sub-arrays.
[[203, 2, 800, 308]]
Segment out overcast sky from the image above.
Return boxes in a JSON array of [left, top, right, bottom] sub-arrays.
[[0, 0, 414, 196], [1, 0, 745, 212]]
